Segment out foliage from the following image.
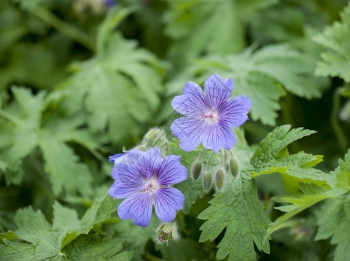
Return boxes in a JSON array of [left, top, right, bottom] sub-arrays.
[[1, 0, 350, 260]]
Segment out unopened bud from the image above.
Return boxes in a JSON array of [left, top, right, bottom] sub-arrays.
[[229, 156, 239, 177], [191, 162, 202, 180], [156, 223, 179, 243], [215, 168, 226, 191], [143, 128, 167, 148], [202, 172, 212, 192], [289, 220, 310, 241]]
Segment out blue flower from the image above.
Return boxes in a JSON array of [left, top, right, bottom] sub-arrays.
[[104, 0, 116, 8], [108, 148, 187, 227], [171, 74, 252, 152]]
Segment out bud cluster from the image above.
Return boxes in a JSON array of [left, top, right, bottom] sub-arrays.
[[191, 149, 240, 193]]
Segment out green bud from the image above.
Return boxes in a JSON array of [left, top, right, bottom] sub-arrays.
[[215, 168, 226, 192], [229, 156, 239, 177], [191, 162, 202, 180], [156, 223, 179, 243], [142, 128, 167, 148], [202, 171, 212, 193]]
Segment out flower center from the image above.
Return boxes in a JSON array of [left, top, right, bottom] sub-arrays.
[[143, 178, 160, 194], [202, 110, 219, 124]]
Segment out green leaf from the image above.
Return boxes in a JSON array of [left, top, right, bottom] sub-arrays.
[[251, 125, 329, 188], [163, 0, 276, 67], [0, 193, 122, 260], [39, 131, 92, 196], [0, 86, 95, 195], [14, 207, 61, 260], [314, 2, 350, 82], [62, 32, 164, 143], [79, 192, 119, 234], [315, 150, 350, 261], [266, 184, 343, 238], [198, 171, 270, 261], [62, 235, 132, 261], [0, 87, 44, 173], [334, 149, 350, 190], [316, 194, 350, 261], [0, 241, 36, 261]]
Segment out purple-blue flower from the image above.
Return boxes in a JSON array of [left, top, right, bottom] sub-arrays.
[[108, 148, 187, 227], [171, 74, 252, 152]]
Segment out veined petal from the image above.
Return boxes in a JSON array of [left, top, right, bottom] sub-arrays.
[[118, 192, 153, 227], [108, 180, 143, 199], [202, 123, 237, 152], [171, 81, 206, 116], [204, 74, 233, 108], [220, 95, 252, 127], [113, 163, 143, 186], [170, 117, 204, 152], [157, 155, 187, 185], [133, 147, 163, 180], [154, 188, 184, 223]]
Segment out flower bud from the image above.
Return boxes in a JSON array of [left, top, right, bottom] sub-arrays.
[[202, 171, 212, 193], [289, 220, 310, 241], [156, 223, 179, 244], [229, 156, 239, 177], [142, 128, 168, 151], [191, 161, 202, 180], [215, 168, 226, 192]]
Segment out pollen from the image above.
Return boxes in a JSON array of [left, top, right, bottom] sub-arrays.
[[202, 110, 219, 124], [143, 178, 160, 194]]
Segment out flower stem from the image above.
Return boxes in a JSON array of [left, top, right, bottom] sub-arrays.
[[206, 151, 215, 173], [331, 88, 348, 153], [32, 6, 94, 51]]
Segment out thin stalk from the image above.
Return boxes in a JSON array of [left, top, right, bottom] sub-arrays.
[[32, 6, 94, 51], [206, 151, 215, 173], [331, 88, 348, 153]]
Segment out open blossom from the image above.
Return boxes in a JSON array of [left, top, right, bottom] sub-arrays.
[[171, 74, 252, 152], [108, 148, 187, 227]]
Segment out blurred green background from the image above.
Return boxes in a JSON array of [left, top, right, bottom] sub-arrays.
[[0, 0, 350, 260]]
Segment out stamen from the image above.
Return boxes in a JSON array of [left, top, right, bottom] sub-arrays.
[[202, 110, 219, 124]]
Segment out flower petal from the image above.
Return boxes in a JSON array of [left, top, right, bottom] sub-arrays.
[[170, 117, 204, 152], [133, 147, 163, 180], [202, 123, 236, 152], [171, 81, 206, 116], [108, 180, 142, 199], [113, 163, 143, 186], [220, 95, 252, 127], [157, 155, 187, 185], [109, 153, 123, 163], [204, 74, 233, 108], [154, 188, 184, 223], [118, 193, 153, 227]]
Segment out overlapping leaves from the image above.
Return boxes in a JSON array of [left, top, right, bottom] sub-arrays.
[[314, 2, 350, 82], [198, 125, 330, 261], [0, 87, 94, 196]]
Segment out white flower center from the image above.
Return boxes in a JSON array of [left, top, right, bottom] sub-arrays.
[[202, 110, 219, 124], [143, 178, 160, 194]]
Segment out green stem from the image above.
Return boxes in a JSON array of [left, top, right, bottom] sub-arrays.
[[206, 151, 215, 173], [331, 88, 348, 153], [32, 6, 94, 51]]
